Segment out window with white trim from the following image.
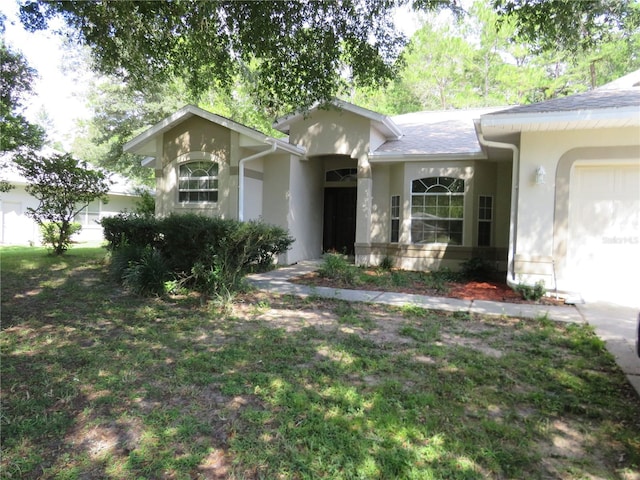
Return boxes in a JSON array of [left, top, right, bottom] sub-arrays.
[[178, 161, 219, 203], [390, 195, 400, 243], [411, 176, 464, 245], [478, 195, 493, 247]]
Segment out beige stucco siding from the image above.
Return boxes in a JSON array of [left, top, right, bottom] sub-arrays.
[[287, 157, 324, 263], [514, 127, 640, 290], [158, 117, 233, 218], [288, 109, 371, 158], [370, 165, 390, 243], [163, 116, 231, 165], [262, 155, 291, 236]]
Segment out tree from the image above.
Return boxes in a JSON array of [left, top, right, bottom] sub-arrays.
[[1, 14, 46, 192], [493, 0, 640, 54], [73, 78, 190, 186], [14, 152, 112, 254], [18, 1, 636, 113], [73, 72, 280, 186], [0, 36, 45, 153]]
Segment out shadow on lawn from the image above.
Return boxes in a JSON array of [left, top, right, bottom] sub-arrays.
[[2, 249, 639, 479]]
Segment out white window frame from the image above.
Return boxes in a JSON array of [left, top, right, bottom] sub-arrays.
[[390, 195, 400, 243], [178, 161, 219, 203], [410, 176, 464, 245]]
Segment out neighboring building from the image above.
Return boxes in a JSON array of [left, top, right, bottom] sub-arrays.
[[124, 70, 640, 305], [0, 153, 146, 245]]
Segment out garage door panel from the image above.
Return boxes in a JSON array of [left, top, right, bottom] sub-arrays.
[[568, 164, 640, 305]]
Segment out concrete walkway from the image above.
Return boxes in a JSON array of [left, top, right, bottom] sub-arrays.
[[247, 260, 640, 397]]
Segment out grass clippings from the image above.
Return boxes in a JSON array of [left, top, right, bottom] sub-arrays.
[[2, 246, 639, 479]]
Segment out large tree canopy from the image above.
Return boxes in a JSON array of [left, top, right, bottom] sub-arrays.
[[18, 0, 420, 114], [20, 0, 637, 114]]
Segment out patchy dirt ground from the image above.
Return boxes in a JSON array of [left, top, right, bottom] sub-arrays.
[[292, 271, 566, 305]]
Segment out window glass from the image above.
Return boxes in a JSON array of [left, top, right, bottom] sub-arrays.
[[410, 176, 464, 245], [178, 162, 219, 203], [478, 195, 493, 246], [390, 195, 400, 243], [326, 168, 357, 182]]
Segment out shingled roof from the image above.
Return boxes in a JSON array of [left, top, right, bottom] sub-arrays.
[[487, 69, 640, 116], [372, 107, 503, 157]]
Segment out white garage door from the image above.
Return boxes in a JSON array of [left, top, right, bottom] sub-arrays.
[[567, 163, 640, 306]]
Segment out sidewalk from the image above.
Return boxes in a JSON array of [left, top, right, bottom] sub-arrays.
[[247, 260, 640, 397]]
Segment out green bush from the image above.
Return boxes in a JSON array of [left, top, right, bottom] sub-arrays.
[[460, 257, 494, 281], [103, 214, 293, 296], [380, 255, 394, 270], [100, 213, 159, 250], [108, 243, 148, 281], [40, 221, 81, 252], [514, 281, 546, 302], [318, 253, 358, 286], [122, 247, 170, 296]]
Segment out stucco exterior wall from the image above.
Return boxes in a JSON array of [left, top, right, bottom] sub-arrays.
[[357, 160, 509, 271], [243, 157, 264, 222], [288, 109, 371, 158], [370, 164, 390, 244], [514, 126, 640, 289], [287, 157, 324, 263], [0, 186, 139, 245], [262, 155, 292, 261], [158, 117, 233, 218]]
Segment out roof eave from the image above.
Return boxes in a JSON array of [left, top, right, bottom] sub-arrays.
[[369, 151, 486, 163], [481, 105, 640, 132], [124, 105, 282, 156]]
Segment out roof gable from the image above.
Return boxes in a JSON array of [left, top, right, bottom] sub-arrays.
[[274, 99, 402, 140], [124, 105, 302, 157]]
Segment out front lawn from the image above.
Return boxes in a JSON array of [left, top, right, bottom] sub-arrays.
[[2, 246, 639, 479]]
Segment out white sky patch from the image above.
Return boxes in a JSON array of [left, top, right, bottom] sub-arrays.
[[1, 0, 91, 149]]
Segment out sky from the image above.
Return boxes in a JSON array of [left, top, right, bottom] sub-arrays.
[[1, 1, 424, 150], [2, 0, 92, 149]]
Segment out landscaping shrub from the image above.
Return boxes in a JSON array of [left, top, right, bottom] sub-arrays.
[[101, 213, 159, 250], [122, 247, 170, 296], [380, 255, 394, 270], [460, 257, 495, 281], [514, 280, 547, 301], [103, 213, 293, 296], [40, 221, 81, 252], [156, 213, 224, 274], [108, 243, 143, 281], [318, 253, 359, 286]]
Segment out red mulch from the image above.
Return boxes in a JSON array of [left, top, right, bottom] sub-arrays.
[[291, 272, 565, 306]]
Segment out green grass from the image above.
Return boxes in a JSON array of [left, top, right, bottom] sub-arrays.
[[2, 246, 640, 479]]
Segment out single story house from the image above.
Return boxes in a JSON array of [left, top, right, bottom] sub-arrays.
[[124, 70, 640, 305], [0, 152, 146, 245]]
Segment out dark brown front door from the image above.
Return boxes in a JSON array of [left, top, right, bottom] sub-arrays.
[[323, 187, 357, 255]]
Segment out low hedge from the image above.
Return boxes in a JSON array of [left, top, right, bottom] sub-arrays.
[[101, 213, 294, 295]]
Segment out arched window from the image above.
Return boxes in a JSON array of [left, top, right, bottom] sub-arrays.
[[411, 176, 464, 245], [178, 161, 219, 202], [325, 168, 357, 182]]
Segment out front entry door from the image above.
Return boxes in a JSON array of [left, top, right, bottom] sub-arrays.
[[323, 187, 357, 255]]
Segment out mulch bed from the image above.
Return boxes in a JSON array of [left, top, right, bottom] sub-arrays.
[[291, 272, 567, 306]]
